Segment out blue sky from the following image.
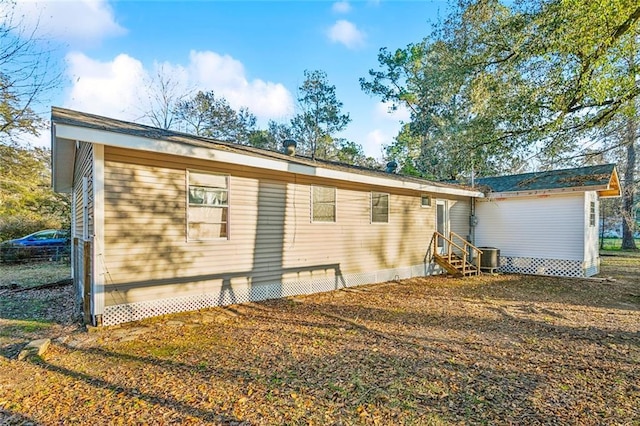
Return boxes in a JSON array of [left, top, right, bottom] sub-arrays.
[[10, 0, 448, 158]]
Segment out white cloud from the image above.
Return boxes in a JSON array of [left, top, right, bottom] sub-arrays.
[[2, 0, 125, 45], [64, 52, 145, 119], [375, 102, 411, 122], [327, 20, 365, 49], [332, 1, 351, 14], [61, 50, 294, 126], [187, 51, 294, 118], [187, 51, 247, 89], [364, 129, 390, 158]]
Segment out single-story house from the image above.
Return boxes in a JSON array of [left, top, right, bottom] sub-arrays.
[[51, 108, 621, 326], [51, 107, 481, 326], [473, 164, 621, 277]]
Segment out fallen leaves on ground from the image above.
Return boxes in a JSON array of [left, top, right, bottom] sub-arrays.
[[0, 256, 639, 425]]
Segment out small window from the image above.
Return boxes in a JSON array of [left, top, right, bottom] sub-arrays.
[[589, 201, 596, 227], [188, 171, 229, 240], [421, 195, 432, 207], [371, 192, 389, 223], [312, 186, 336, 222]]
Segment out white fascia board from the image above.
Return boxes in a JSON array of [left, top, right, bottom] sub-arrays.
[[54, 123, 484, 198], [313, 167, 481, 197], [485, 185, 609, 200]]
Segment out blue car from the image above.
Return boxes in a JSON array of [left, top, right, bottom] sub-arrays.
[[0, 229, 70, 262]]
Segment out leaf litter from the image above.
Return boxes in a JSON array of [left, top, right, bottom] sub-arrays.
[[0, 254, 638, 425]]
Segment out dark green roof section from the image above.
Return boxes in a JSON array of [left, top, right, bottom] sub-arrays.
[[475, 164, 616, 193]]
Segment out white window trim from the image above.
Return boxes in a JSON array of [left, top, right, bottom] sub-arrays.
[[311, 185, 337, 223], [371, 191, 389, 224], [186, 169, 230, 241], [421, 194, 432, 208]]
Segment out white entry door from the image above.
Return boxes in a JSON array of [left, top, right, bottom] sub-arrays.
[[436, 200, 449, 253]]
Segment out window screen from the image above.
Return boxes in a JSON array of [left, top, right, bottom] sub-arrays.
[[188, 171, 229, 240], [312, 186, 336, 222], [371, 192, 389, 223]]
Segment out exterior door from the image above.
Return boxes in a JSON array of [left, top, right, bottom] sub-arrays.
[[436, 200, 449, 253]]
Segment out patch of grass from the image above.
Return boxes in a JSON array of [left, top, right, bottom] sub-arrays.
[[0, 292, 68, 321], [421, 380, 448, 397], [1, 295, 48, 320], [0, 262, 71, 288], [599, 238, 640, 251], [422, 413, 450, 426], [146, 343, 191, 359], [0, 320, 52, 337], [601, 249, 640, 258]]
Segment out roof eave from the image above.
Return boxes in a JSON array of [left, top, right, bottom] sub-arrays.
[[599, 167, 622, 198], [53, 122, 484, 198], [485, 185, 612, 199]]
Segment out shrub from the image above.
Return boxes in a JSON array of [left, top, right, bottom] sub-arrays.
[[0, 215, 64, 242]]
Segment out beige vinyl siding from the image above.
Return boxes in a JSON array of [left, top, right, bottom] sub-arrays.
[[449, 199, 471, 239], [102, 146, 446, 306]]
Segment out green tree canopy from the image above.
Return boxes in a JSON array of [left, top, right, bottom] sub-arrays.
[[0, 145, 70, 241], [292, 70, 351, 160], [174, 90, 257, 144], [362, 0, 638, 248], [361, 0, 639, 179]]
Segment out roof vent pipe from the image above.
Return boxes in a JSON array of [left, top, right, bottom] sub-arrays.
[[283, 139, 297, 156], [386, 160, 398, 173]]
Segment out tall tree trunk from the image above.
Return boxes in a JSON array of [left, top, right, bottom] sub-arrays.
[[621, 116, 637, 250]]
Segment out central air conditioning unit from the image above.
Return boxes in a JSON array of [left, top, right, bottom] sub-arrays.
[[479, 247, 500, 273]]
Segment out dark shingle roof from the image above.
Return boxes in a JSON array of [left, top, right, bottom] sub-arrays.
[[52, 107, 472, 193], [475, 164, 616, 193]]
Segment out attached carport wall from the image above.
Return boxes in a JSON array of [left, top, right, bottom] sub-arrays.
[[474, 192, 598, 277]]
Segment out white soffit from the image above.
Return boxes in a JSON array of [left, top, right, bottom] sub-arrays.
[[51, 129, 76, 193]]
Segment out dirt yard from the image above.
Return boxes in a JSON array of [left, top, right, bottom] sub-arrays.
[[0, 254, 638, 425]]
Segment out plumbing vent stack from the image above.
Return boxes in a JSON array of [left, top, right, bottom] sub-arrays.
[[283, 139, 297, 156]]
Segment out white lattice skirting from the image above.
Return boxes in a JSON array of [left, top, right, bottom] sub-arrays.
[[499, 256, 599, 278], [102, 263, 436, 326]]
